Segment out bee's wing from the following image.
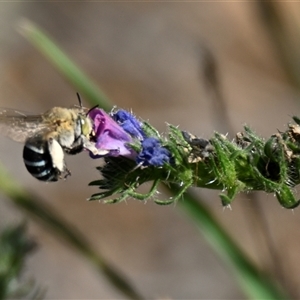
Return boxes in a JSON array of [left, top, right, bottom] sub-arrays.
[[0, 109, 48, 143]]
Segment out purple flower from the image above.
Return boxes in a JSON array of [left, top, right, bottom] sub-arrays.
[[88, 108, 135, 158], [112, 109, 146, 140], [88, 108, 172, 167], [136, 137, 172, 167]]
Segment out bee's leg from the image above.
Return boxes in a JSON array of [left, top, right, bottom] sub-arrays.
[[64, 167, 72, 179], [57, 166, 71, 180], [48, 138, 65, 173], [64, 137, 84, 155], [83, 138, 109, 156]]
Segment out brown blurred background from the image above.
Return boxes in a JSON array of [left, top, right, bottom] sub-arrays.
[[1, 2, 300, 299]]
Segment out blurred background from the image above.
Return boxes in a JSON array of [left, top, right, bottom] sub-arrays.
[[1, 2, 300, 299]]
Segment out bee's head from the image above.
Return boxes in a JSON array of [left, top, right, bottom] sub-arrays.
[[74, 92, 97, 137]]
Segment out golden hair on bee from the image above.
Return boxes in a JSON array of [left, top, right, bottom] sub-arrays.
[[0, 93, 98, 181]]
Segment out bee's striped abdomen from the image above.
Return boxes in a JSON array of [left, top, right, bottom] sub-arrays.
[[23, 137, 60, 182]]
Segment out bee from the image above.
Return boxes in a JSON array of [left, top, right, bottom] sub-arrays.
[[0, 94, 103, 182]]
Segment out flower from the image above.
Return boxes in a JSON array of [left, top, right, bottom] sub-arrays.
[[88, 108, 135, 158], [136, 137, 172, 167], [112, 109, 146, 140], [89, 108, 172, 167]]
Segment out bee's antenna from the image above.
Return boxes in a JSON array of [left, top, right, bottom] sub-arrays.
[[76, 92, 82, 108], [87, 104, 99, 116], [76, 92, 99, 114]]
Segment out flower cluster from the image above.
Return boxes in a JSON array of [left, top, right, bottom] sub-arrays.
[[88, 108, 172, 167], [86, 107, 300, 209]]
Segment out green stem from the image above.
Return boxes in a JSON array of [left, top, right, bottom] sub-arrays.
[[18, 19, 112, 111], [169, 184, 287, 300], [0, 163, 143, 300]]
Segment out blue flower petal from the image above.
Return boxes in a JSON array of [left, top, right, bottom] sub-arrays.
[[112, 110, 146, 140], [136, 137, 172, 167]]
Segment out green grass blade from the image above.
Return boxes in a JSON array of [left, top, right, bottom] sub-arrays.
[[171, 185, 287, 300], [18, 19, 112, 111], [0, 163, 143, 300]]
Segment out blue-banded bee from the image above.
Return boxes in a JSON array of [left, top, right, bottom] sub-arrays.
[[0, 94, 104, 182]]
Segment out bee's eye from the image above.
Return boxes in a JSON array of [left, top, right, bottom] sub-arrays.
[[80, 117, 91, 136]]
